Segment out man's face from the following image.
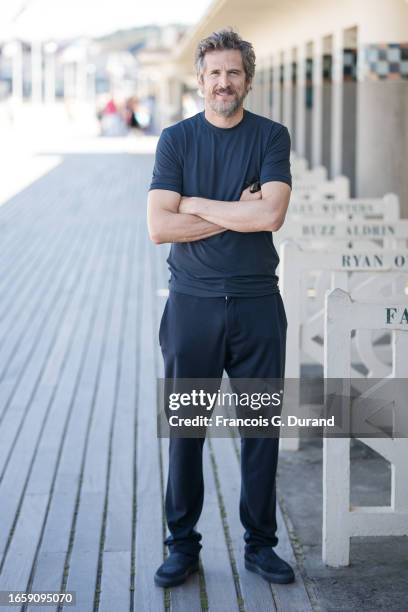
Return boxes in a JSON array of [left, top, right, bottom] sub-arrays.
[[198, 49, 251, 118]]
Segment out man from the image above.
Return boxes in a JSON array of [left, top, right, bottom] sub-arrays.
[[147, 28, 294, 588]]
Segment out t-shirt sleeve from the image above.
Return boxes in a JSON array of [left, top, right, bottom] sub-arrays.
[[260, 125, 292, 188], [149, 128, 183, 193]]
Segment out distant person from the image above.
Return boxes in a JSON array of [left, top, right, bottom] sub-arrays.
[[133, 98, 152, 132], [100, 97, 126, 137], [123, 96, 141, 134], [104, 98, 117, 114], [148, 28, 293, 588]]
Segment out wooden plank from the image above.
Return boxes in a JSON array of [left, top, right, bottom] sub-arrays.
[[61, 549, 99, 610], [0, 157, 109, 289], [230, 437, 314, 611], [0, 224, 102, 560], [272, 503, 314, 611], [159, 439, 202, 612], [0, 221, 68, 315], [99, 217, 142, 609], [0, 553, 34, 595], [133, 237, 165, 612], [0, 222, 91, 465], [210, 436, 277, 612], [28, 492, 75, 555], [19, 227, 108, 496], [98, 551, 132, 612], [153, 243, 203, 612], [64, 223, 131, 608], [0, 178, 73, 296], [26, 551, 69, 612], [0, 493, 48, 562], [26, 225, 119, 600], [0, 224, 110, 597], [0, 167, 62, 254], [29, 226, 116, 545], [28, 550, 67, 589], [0, 155, 149, 609], [200, 443, 241, 611]]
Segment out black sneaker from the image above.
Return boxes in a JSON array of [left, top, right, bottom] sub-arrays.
[[245, 547, 295, 584], [154, 552, 199, 588]]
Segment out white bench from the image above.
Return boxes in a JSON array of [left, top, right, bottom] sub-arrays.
[[290, 153, 308, 171], [280, 241, 408, 450], [291, 165, 327, 181], [290, 154, 308, 176], [291, 175, 350, 200], [288, 193, 400, 221], [275, 218, 408, 254], [281, 241, 408, 373], [323, 289, 408, 566]]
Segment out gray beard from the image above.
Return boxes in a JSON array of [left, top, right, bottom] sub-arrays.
[[208, 90, 248, 118]]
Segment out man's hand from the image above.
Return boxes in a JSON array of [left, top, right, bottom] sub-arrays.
[[239, 184, 262, 201]]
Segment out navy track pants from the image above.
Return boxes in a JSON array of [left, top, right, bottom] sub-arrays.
[[159, 290, 287, 556]]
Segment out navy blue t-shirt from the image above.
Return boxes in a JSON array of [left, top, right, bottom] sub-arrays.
[[149, 108, 291, 297]]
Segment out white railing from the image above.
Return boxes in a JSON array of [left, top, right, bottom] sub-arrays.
[[280, 241, 408, 450], [322, 289, 408, 566]]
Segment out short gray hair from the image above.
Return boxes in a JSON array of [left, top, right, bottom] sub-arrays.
[[194, 27, 256, 83]]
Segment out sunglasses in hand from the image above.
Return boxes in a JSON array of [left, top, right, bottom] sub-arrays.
[[243, 178, 261, 193]]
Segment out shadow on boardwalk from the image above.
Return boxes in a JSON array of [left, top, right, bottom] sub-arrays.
[[0, 151, 405, 611]]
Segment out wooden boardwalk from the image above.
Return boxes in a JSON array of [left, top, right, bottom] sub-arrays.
[[0, 151, 315, 611]]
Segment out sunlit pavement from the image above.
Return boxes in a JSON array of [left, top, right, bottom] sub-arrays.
[[0, 101, 158, 206]]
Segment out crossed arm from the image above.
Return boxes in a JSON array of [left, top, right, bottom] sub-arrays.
[[147, 181, 291, 245]]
